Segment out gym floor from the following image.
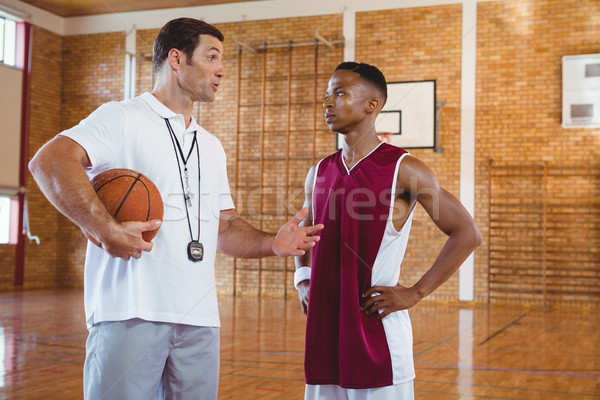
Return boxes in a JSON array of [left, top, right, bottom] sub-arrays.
[[0, 289, 598, 399]]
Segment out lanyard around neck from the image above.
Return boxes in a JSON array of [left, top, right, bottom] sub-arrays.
[[166, 120, 197, 166], [164, 118, 200, 242]]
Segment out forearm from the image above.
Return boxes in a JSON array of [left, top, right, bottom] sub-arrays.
[[217, 214, 275, 258], [294, 249, 312, 290], [295, 249, 311, 269], [29, 140, 116, 240], [412, 225, 481, 300], [293, 207, 313, 286]]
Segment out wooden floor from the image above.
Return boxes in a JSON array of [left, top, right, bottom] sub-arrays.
[[0, 289, 598, 399]]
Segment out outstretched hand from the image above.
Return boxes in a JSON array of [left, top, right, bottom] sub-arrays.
[[272, 208, 324, 257], [360, 284, 422, 320]]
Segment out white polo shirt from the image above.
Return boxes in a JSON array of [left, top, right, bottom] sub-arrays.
[[61, 92, 234, 328]]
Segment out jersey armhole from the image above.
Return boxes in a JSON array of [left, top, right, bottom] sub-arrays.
[[311, 159, 324, 226], [388, 153, 416, 235]]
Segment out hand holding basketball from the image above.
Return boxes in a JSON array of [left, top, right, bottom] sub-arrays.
[[82, 219, 161, 260], [92, 168, 164, 240], [89, 168, 164, 259]]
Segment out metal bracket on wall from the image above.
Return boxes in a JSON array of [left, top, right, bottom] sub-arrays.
[[314, 27, 334, 49], [233, 36, 257, 54], [435, 99, 445, 153], [21, 190, 39, 245]]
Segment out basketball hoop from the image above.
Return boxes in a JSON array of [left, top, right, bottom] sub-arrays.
[[377, 132, 393, 143]]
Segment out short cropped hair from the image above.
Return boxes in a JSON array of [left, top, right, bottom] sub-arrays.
[[335, 62, 387, 107], [153, 18, 224, 73]]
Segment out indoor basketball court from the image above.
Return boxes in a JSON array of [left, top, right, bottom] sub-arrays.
[[0, 0, 598, 399]]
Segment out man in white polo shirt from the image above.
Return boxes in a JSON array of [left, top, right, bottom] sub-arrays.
[[29, 17, 323, 400]]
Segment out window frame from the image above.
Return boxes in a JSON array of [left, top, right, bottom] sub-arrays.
[[0, 14, 18, 67]]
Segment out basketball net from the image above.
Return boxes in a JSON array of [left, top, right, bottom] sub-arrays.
[[377, 132, 393, 144]]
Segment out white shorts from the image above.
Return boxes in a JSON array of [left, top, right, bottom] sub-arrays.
[[305, 380, 414, 400], [83, 318, 220, 400]]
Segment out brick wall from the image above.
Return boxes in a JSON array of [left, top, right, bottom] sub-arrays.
[[134, 15, 343, 297], [18, 30, 126, 289], [476, 0, 600, 307], [2, 26, 63, 290], [13, 2, 600, 307], [356, 5, 466, 302], [57, 32, 126, 287], [0, 247, 15, 290], [212, 15, 343, 296]]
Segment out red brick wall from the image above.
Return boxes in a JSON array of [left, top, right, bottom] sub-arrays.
[[134, 17, 340, 297], [135, 16, 343, 297], [0, 247, 15, 289], [12, 2, 600, 307], [476, 0, 600, 307], [57, 32, 126, 287], [356, 5, 466, 302], [16, 30, 126, 290], [205, 15, 343, 296], [1, 26, 63, 290]]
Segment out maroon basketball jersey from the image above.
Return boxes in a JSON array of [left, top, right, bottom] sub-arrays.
[[305, 142, 413, 388]]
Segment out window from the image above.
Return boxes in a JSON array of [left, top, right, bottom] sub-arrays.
[[0, 196, 18, 244], [0, 15, 17, 67], [0, 196, 11, 243], [0, 11, 21, 244]]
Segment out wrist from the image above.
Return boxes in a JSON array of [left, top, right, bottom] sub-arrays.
[[90, 212, 124, 249], [294, 267, 311, 289], [411, 281, 429, 302], [266, 233, 278, 256]]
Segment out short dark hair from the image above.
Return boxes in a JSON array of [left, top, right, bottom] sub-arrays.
[[153, 18, 224, 72], [335, 62, 387, 106]]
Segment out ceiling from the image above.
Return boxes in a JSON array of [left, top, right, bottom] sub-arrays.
[[17, 0, 261, 17]]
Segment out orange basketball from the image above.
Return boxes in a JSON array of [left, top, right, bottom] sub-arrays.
[[92, 168, 164, 241]]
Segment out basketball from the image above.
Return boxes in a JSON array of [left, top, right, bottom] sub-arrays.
[[91, 168, 164, 241]]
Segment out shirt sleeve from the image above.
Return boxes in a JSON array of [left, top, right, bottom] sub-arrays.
[[59, 102, 126, 174]]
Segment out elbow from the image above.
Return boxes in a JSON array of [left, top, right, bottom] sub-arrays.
[[28, 152, 43, 179], [453, 220, 481, 252], [29, 140, 54, 178], [449, 219, 482, 252], [470, 223, 482, 250]]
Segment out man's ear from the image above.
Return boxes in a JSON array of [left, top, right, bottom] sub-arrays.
[[366, 97, 381, 114], [167, 49, 183, 70]]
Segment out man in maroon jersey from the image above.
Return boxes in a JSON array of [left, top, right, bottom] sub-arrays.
[[294, 62, 481, 399]]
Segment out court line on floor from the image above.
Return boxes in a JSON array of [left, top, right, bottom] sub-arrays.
[[416, 378, 600, 398], [220, 370, 599, 398], [255, 386, 285, 392], [7, 333, 87, 341], [219, 372, 304, 382], [257, 350, 303, 356], [479, 312, 528, 346], [220, 361, 303, 373], [220, 357, 303, 366], [416, 362, 600, 379], [416, 388, 528, 400], [485, 346, 600, 359], [413, 322, 480, 358], [16, 357, 83, 365]]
